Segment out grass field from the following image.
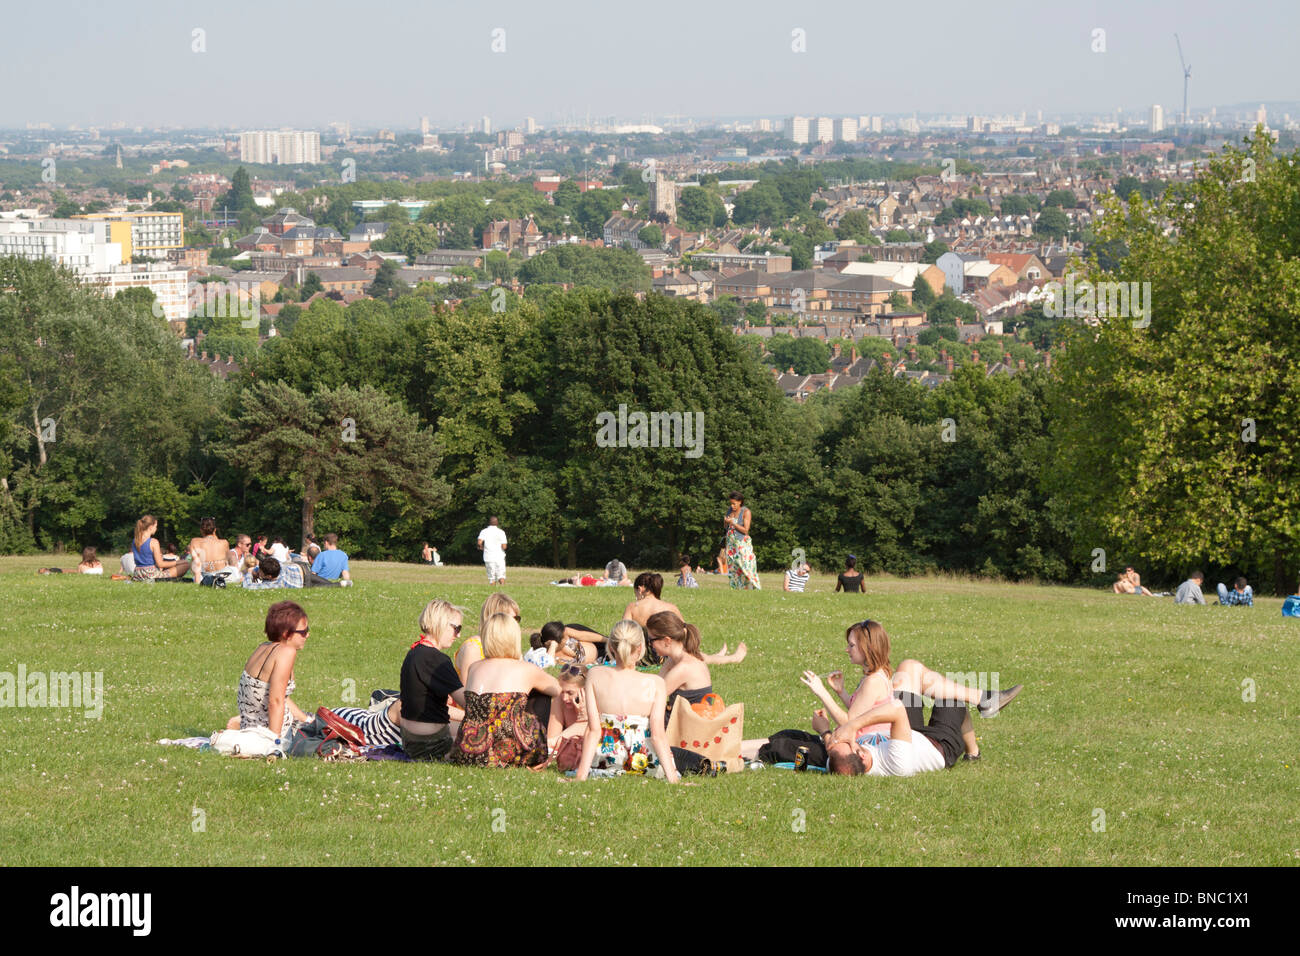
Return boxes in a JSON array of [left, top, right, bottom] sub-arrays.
[[1, 556, 1296, 866]]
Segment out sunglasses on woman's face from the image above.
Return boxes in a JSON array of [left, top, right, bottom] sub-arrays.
[[291, 627, 310, 636], [451, 623, 462, 635]]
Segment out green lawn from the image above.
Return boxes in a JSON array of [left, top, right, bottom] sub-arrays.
[[1, 556, 1295, 866]]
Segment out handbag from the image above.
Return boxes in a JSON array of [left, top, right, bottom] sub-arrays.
[[209, 724, 284, 758]]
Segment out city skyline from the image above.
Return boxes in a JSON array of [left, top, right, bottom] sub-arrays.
[[4, 0, 1298, 129]]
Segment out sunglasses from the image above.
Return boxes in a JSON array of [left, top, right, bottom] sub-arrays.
[[291, 627, 310, 636], [451, 623, 463, 635], [559, 663, 585, 678], [514, 614, 522, 623]]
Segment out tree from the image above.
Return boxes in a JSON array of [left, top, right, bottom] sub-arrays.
[[744, 299, 767, 324], [299, 270, 322, 297], [222, 168, 254, 212], [835, 210, 874, 243], [888, 291, 909, 311], [1043, 189, 1076, 209], [912, 274, 936, 308], [921, 240, 949, 264], [637, 224, 664, 248], [731, 182, 786, 227], [999, 194, 1034, 216], [768, 336, 831, 375], [885, 229, 911, 243], [218, 381, 448, 543], [553, 180, 581, 210], [927, 292, 977, 326], [572, 190, 622, 238], [368, 260, 408, 300], [1034, 207, 1070, 239], [677, 186, 727, 230], [1049, 132, 1300, 592]]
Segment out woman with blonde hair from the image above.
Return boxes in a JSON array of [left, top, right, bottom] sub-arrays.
[[449, 613, 558, 768], [399, 599, 468, 761], [129, 515, 191, 581], [577, 621, 680, 783], [454, 592, 520, 679]]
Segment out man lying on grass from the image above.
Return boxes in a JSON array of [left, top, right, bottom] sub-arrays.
[[823, 659, 1022, 776]]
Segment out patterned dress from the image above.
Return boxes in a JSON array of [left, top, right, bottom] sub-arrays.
[[590, 714, 660, 776], [726, 508, 761, 590], [448, 691, 546, 768]]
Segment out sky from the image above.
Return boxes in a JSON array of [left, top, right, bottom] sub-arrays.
[[4, 0, 1298, 129]]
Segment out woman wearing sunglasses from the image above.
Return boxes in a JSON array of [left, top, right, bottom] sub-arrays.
[[236, 601, 313, 743], [400, 599, 469, 760], [454, 593, 521, 680]]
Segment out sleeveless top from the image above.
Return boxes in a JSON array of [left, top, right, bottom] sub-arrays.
[[665, 684, 714, 725], [838, 572, 863, 593], [454, 636, 484, 681], [849, 672, 893, 739], [132, 539, 156, 568], [238, 644, 296, 740]]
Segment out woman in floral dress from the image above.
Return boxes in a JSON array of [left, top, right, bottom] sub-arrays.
[[724, 492, 761, 590]]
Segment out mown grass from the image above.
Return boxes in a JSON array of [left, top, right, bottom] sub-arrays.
[[0, 556, 1295, 866]]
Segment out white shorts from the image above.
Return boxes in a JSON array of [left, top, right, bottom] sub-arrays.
[[865, 733, 945, 777], [484, 559, 506, 581]]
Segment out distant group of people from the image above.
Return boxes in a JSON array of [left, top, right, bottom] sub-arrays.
[[1114, 566, 1255, 606], [104, 515, 354, 589]]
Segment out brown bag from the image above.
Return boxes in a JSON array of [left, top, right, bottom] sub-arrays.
[[666, 701, 745, 773]]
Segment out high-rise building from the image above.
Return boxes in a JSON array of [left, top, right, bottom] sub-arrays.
[[1255, 104, 1267, 126], [481, 115, 492, 134], [1150, 105, 1164, 132], [814, 117, 834, 143], [420, 116, 430, 135], [73, 210, 185, 259], [650, 172, 676, 222], [524, 116, 537, 134], [967, 115, 985, 132], [784, 115, 810, 144], [757, 118, 772, 132], [834, 117, 858, 142], [239, 130, 321, 165]]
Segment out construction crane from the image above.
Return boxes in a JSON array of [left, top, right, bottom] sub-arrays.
[[1175, 34, 1191, 125]]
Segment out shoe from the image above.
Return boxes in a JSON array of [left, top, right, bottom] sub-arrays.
[[977, 684, 1022, 717], [745, 759, 766, 771], [962, 751, 981, 761]]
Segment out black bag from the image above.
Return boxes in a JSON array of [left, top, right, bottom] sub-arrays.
[[756, 730, 827, 768]]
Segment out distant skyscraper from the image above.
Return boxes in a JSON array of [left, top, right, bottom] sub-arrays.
[[1255, 104, 1267, 126], [524, 116, 537, 134], [967, 115, 985, 132], [757, 118, 772, 132], [239, 130, 321, 165], [784, 116, 810, 144], [833, 117, 857, 142], [1150, 105, 1165, 133], [481, 115, 492, 134], [420, 116, 430, 135], [814, 117, 834, 143]]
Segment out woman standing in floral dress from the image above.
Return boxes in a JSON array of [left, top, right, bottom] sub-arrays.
[[724, 492, 761, 590]]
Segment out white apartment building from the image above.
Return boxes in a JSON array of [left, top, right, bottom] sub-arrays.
[[82, 263, 190, 324], [0, 219, 123, 272], [784, 115, 810, 143], [834, 117, 858, 141], [814, 117, 834, 143], [239, 130, 322, 165], [1150, 105, 1164, 133], [858, 115, 883, 134]]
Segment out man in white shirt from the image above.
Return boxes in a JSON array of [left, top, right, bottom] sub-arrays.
[[477, 516, 508, 584], [1174, 571, 1206, 605]]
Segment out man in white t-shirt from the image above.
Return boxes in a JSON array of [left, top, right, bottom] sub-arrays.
[[477, 516, 508, 584]]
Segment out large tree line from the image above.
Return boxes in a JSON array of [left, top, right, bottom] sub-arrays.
[[2, 134, 1297, 590]]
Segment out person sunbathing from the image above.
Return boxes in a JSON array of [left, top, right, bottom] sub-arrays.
[[38, 546, 103, 575], [823, 659, 1023, 776]]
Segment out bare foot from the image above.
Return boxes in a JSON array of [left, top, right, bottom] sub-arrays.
[[225, 715, 241, 730], [728, 641, 748, 664]]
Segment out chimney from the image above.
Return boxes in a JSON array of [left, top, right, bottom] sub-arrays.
[[1004, 352, 1012, 367], [971, 349, 980, 363], [1044, 351, 1052, 368], [945, 355, 954, 374], [1017, 358, 1026, 370], [908, 347, 918, 362], [831, 342, 842, 358], [850, 346, 858, 362], [882, 351, 892, 364]]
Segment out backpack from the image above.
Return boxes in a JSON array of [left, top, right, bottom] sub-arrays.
[[1283, 595, 1300, 618], [282, 708, 367, 758]]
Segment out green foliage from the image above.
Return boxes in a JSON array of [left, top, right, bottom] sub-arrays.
[[1034, 207, 1070, 239], [637, 224, 664, 248], [677, 186, 728, 230], [911, 274, 936, 308], [767, 336, 831, 375], [834, 210, 874, 242], [1049, 131, 1300, 591], [515, 246, 649, 292]]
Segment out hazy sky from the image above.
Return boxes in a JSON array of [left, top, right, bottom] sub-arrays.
[[5, 0, 1297, 129]]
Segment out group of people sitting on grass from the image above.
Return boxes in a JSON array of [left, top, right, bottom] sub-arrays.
[[230, 579, 1022, 781], [1113, 566, 1255, 606], [109, 515, 353, 588]]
